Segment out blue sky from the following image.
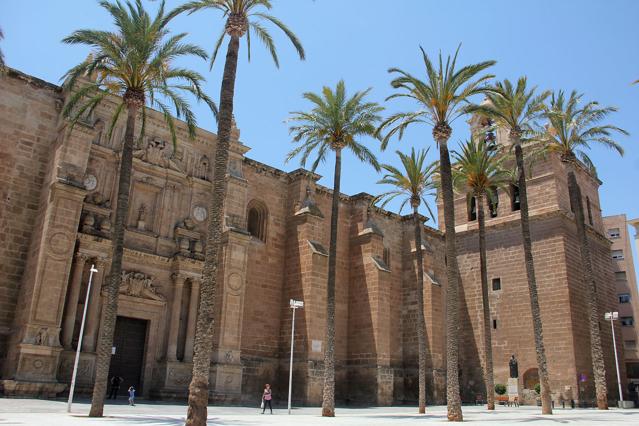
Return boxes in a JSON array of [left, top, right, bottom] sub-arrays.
[[2, 1, 637, 230]]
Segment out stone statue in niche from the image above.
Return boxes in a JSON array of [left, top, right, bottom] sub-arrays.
[[120, 271, 165, 301], [92, 119, 104, 145], [34, 328, 49, 346], [82, 213, 96, 233], [509, 354, 519, 378], [194, 156, 210, 181], [137, 204, 147, 230]]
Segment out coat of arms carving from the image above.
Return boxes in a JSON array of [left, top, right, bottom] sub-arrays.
[[120, 271, 165, 301]]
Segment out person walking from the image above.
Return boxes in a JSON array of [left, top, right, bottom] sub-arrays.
[[108, 375, 123, 399], [128, 386, 136, 406], [261, 383, 273, 414]]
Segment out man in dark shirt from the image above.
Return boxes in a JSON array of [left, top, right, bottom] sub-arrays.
[[108, 375, 123, 399]]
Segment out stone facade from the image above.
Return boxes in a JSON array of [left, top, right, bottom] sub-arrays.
[[0, 69, 625, 406]]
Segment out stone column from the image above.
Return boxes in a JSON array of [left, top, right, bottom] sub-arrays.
[[184, 278, 200, 361], [167, 274, 186, 361], [82, 258, 108, 352], [61, 252, 89, 348]]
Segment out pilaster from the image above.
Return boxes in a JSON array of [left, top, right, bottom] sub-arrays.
[[213, 229, 251, 397], [167, 274, 186, 361], [61, 252, 90, 348], [347, 203, 393, 405]]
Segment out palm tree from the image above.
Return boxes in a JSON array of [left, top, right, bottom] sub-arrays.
[[170, 2, 304, 424], [451, 138, 510, 411], [61, 0, 214, 417], [466, 77, 554, 414], [287, 80, 382, 416], [542, 90, 628, 409], [377, 46, 495, 421], [374, 147, 437, 414]]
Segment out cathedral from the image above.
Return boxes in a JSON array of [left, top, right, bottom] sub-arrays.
[[0, 68, 626, 406]]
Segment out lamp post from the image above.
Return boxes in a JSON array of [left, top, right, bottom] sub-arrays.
[[67, 263, 98, 413], [604, 311, 623, 406], [288, 299, 304, 415]]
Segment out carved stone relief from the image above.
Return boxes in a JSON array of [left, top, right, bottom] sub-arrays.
[[119, 271, 165, 301], [133, 136, 184, 172], [168, 368, 192, 386]]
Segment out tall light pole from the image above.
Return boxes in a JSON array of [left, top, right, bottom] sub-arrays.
[[288, 299, 304, 415], [67, 263, 98, 413], [604, 311, 623, 406]]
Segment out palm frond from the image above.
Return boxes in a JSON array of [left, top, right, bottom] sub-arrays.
[[540, 89, 627, 172], [61, 0, 215, 145], [375, 147, 438, 217], [287, 81, 382, 175], [381, 46, 495, 148]]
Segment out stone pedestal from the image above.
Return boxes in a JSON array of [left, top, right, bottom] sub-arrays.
[[508, 377, 521, 400], [57, 350, 96, 396], [0, 343, 67, 397], [153, 361, 193, 399]]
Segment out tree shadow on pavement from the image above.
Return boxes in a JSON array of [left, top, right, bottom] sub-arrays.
[[88, 415, 254, 426]]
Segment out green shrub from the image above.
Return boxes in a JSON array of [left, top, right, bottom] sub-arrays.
[[534, 383, 541, 395], [495, 384, 507, 395]]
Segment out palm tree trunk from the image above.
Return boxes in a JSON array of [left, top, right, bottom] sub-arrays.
[[89, 103, 137, 417], [322, 147, 341, 417], [476, 194, 495, 410], [186, 35, 240, 426], [514, 143, 552, 414], [566, 164, 608, 410], [435, 129, 463, 422], [413, 206, 427, 414]]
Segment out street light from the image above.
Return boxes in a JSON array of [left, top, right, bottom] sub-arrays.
[[288, 299, 304, 415], [604, 311, 623, 406], [67, 263, 99, 413]]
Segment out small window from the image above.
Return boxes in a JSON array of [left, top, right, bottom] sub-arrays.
[[619, 293, 631, 304], [621, 316, 635, 327], [492, 278, 501, 291], [468, 195, 477, 221], [612, 250, 624, 260], [586, 197, 593, 226], [625, 340, 637, 350], [488, 191, 498, 218], [510, 185, 521, 211], [608, 228, 621, 239], [383, 247, 391, 269], [492, 319, 498, 329], [247, 200, 268, 243], [615, 271, 627, 281]]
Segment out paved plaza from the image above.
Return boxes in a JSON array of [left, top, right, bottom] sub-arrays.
[[0, 399, 638, 425]]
